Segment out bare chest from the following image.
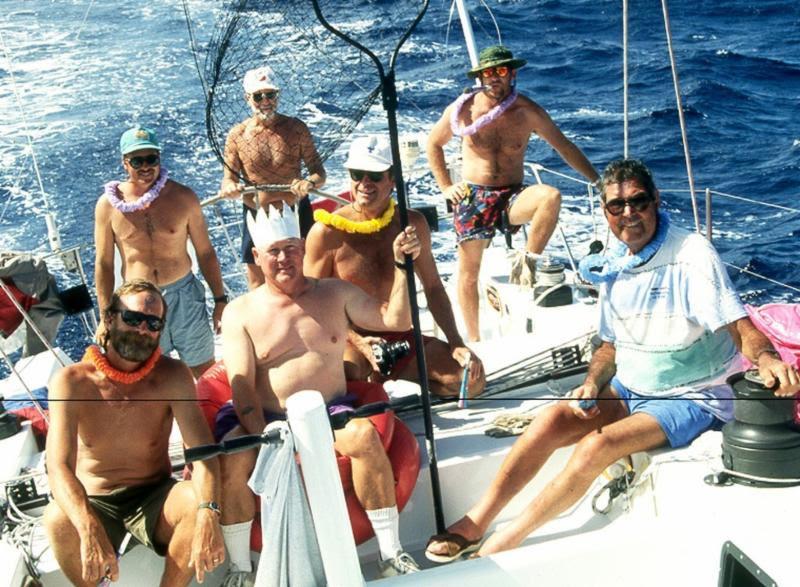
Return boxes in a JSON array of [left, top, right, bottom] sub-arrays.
[[236, 128, 301, 179], [333, 233, 396, 301], [110, 199, 188, 250], [461, 106, 531, 154]]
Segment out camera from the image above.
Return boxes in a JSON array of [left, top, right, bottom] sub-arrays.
[[371, 340, 411, 376]]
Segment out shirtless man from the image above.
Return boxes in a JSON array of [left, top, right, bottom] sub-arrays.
[[95, 126, 226, 378], [218, 65, 327, 290], [43, 279, 225, 586], [217, 205, 421, 581], [427, 45, 599, 341], [305, 135, 485, 397]]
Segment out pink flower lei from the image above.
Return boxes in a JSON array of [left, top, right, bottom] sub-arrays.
[[450, 89, 518, 137], [104, 168, 169, 213]]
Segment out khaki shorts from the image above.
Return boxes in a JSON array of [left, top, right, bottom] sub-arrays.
[[87, 477, 177, 556]]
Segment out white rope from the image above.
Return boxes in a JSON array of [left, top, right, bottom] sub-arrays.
[[74, 0, 96, 40], [723, 262, 800, 295], [623, 0, 629, 158], [660, 0, 701, 234], [0, 31, 57, 221]]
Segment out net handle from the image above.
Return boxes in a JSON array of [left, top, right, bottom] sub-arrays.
[[309, 0, 445, 535]]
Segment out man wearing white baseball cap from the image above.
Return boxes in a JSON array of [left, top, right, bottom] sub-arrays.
[[219, 65, 326, 290], [305, 135, 485, 399]]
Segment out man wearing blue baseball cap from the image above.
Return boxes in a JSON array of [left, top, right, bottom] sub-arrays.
[[94, 126, 227, 378]]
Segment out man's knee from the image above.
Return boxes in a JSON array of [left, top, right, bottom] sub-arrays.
[[43, 501, 72, 539], [337, 418, 383, 459]]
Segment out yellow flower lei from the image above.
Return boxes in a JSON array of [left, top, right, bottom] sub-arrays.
[[313, 199, 395, 234]]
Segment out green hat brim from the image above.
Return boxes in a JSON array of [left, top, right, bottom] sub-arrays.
[[467, 58, 527, 79]]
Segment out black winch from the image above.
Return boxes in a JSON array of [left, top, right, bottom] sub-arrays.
[[720, 370, 800, 486]]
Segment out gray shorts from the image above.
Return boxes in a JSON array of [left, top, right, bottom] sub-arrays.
[[159, 272, 214, 367]]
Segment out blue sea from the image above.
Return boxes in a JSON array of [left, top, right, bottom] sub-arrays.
[[1, 0, 798, 365]]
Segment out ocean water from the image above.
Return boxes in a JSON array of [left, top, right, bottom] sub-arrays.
[[1, 0, 798, 363]]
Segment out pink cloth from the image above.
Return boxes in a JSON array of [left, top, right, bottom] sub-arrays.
[[743, 303, 800, 423]]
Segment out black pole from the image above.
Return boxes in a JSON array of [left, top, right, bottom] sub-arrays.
[[310, 0, 445, 535]]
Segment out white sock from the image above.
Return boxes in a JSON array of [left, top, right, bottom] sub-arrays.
[[221, 521, 253, 573], [366, 506, 402, 561]]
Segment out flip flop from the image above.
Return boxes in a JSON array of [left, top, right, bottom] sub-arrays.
[[425, 531, 482, 563]]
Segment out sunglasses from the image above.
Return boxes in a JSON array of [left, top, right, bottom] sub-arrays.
[[126, 154, 160, 169], [113, 309, 165, 332], [480, 66, 510, 78], [604, 193, 654, 216], [349, 169, 387, 182], [252, 90, 279, 102]]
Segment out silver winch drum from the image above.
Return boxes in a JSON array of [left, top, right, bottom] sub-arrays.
[[533, 259, 572, 307], [720, 370, 800, 486]]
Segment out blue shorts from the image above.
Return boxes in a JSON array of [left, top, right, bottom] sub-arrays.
[[159, 272, 214, 368], [610, 377, 722, 448]]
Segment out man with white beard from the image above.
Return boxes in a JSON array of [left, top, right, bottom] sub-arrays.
[[218, 65, 327, 289]]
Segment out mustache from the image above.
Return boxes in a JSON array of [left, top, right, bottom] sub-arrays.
[[109, 329, 160, 362]]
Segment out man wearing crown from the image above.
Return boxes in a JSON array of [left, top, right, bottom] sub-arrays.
[[427, 45, 600, 341], [218, 65, 327, 290], [44, 279, 225, 586], [304, 135, 485, 398], [95, 126, 227, 378], [217, 204, 423, 579]]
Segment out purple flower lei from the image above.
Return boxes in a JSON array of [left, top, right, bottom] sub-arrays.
[[104, 168, 169, 213], [450, 89, 518, 137]]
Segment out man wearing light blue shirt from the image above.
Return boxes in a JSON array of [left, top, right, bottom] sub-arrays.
[[425, 158, 799, 562]]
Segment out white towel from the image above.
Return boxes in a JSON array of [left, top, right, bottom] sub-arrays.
[[248, 421, 326, 587]]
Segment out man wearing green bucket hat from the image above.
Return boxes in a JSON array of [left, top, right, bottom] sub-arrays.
[[427, 45, 599, 342]]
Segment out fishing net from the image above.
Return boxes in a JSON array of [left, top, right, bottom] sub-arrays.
[[195, 0, 428, 188]]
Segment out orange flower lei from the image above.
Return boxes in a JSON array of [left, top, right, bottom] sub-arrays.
[[82, 345, 162, 384]]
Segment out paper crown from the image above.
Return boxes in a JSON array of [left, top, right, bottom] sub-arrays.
[[246, 205, 301, 249]]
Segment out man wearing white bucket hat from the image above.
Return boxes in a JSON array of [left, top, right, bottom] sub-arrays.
[[218, 65, 327, 290], [217, 204, 423, 580]]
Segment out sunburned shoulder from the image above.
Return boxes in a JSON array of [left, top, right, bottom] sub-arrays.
[[162, 179, 198, 202], [50, 362, 96, 398]]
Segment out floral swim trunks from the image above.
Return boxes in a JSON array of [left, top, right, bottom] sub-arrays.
[[453, 183, 527, 244]]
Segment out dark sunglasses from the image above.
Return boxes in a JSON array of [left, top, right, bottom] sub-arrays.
[[480, 66, 510, 78], [113, 309, 165, 332], [252, 90, 279, 102], [126, 154, 160, 169], [604, 193, 654, 216], [349, 169, 386, 182]]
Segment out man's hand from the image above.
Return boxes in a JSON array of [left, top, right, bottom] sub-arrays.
[[393, 225, 421, 263], [757, 354, 800, 397], [218, 181, 243, 200], [290, 178, 315, 199], [212, 301, 226, 334], [452, 346, 484, 386], [190, 509, 226, 583], [568, 381, 601, 419], [443, 183, 470, 205], [350, 333, 384, 376], [79, 523, 119, 583]]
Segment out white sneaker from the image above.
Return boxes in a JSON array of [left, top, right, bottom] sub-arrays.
[[378, 551, 421, 577], [221, 569, 256, 587]]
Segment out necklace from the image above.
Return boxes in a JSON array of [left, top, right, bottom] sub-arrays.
[[450, 89, 518, 137], [104, 168, 169, 213], [83, 345, 161, 385], [578, 211, 671, 285], [313, 199, 395, 234]]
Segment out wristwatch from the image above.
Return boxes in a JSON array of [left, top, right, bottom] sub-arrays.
[[756, 349, 781, 364], [213, 294, 229, 304], [198, 501, 222, 515]]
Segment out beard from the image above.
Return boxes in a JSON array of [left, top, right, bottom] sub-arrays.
[[107, 327, 160, 363], [256, 110, 276, 122]]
